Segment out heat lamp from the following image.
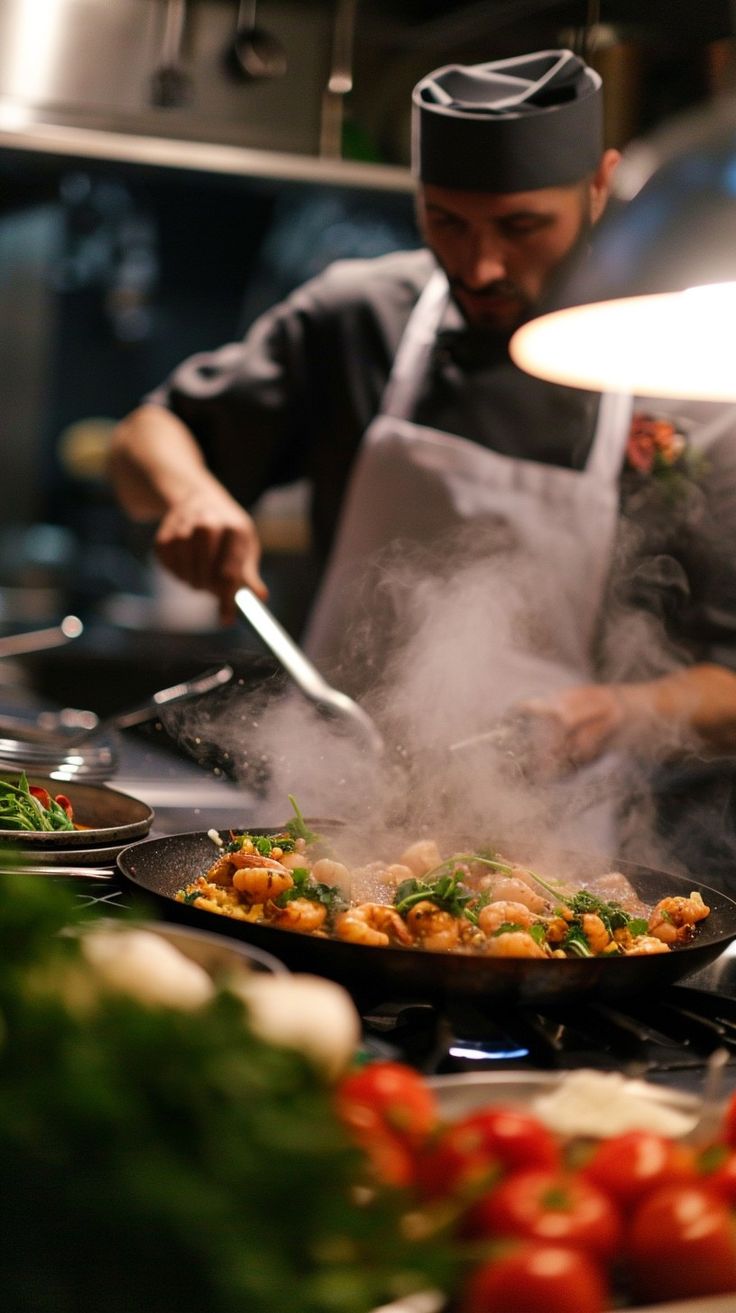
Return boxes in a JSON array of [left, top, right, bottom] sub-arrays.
[[510, 91, 736, 401]]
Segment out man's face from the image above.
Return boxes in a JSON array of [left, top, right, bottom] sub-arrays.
[[417, 180, 592, 333]]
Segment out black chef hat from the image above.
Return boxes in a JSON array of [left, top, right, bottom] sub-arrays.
[[412, 49, 603, 192]]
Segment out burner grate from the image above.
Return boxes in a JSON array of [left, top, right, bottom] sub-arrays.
[[363, 986, 736, 1091]]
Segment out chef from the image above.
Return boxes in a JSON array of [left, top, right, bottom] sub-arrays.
[[109, 49, 736, 799]]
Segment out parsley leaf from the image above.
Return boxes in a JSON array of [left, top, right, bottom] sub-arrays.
[[285, 795, 319, 845], [562, 922, 594, 957], [394, 870, 473, 919], [275, 867, 346, 916]]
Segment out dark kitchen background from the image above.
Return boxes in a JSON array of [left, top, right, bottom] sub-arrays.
[[1, 0, 735, 712]]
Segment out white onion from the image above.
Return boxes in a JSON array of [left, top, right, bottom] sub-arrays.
[[230, 973, 361, 1078], [80, 928, 215, 1011]]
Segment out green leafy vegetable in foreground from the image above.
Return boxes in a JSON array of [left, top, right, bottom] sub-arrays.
[[0, 874, 454, 1313]]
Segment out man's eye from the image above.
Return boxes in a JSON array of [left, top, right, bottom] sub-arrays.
[[503, 219, 549, 236]]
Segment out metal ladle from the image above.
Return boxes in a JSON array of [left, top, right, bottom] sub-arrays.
[[150, 0, 193, 108], [234, 589, 384, 755], [224, 0, 287, 82]]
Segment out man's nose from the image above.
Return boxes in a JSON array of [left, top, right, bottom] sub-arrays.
[[460, 234, 507, 288]]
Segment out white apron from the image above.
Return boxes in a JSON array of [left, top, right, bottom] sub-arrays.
[[304, 270, 633, 848]]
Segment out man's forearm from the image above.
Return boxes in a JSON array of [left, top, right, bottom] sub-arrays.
[[619, 664, 736, 754], [108, 404, 217, 522]]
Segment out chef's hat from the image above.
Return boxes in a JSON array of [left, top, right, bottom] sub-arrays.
[[412, 49, 603, 192]]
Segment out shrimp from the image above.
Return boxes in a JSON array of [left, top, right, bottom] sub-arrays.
[[477, 876, 548, 913], [405, 900, 460, 952], [334, 903, 413, 947], [265, 897, 327, 934], [205, 852, 240, 886], [378, 863, 415, 887], [581, 913, 612, 955], [231, 853, 294, 904], [648, 892, 710, 946], [275, 837, 310, 870], [546, 915, 573, 945], [483, 930, 547, 959], [311, 858, 352, 897], [477, 900, 535, 936], [398, 839, 442, 878], [624, 935, 672, 956]]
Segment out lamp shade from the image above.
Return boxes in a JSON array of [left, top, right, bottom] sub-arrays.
[[510, 93, 736, 399]]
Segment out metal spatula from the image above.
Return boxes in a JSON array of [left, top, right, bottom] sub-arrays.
[[234, 588, 384, 755]]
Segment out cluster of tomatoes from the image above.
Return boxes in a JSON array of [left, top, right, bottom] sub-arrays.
[[334, 1060, 736, 1312]]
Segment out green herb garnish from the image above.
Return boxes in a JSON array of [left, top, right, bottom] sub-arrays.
[[562, 922, 594, 957], [285, 795, 319, 846], [275, 867, 346, 916], [393, 870, 473, 919]]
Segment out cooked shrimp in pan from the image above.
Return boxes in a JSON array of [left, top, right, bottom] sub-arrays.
[[648, 891, 710, 945], [334, 904, 413, 948], [175, 809, 714, 961], [483, 930, 547, 959], [477, 901, 535, 935], [475, 875, 547, 912], [231, 856, 294, 905], [405, 901, 461, 952], [265, 898, 328, 934]]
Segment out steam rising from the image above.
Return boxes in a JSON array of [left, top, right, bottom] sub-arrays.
[[163, 438, 736, 894]]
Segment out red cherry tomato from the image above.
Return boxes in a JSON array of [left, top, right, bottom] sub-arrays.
[[54, 793, 73, 819], [460, 1243, 608, 1313], [464, 1168, 621, 1262], [29, 785, 73, 820], [334, 1061, 438, 1187], [627, 1183, 736, 1301], [581, 1130, 697, 1210], [417, 1106, 559, 1200]]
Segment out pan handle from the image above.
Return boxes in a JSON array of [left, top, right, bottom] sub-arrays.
[[0, 615, 83, 659]]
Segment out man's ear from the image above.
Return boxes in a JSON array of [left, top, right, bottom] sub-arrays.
[[590, 148, 622, 224]]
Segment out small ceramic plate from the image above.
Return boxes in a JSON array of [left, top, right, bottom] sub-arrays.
[[0, 772, 153, 849]]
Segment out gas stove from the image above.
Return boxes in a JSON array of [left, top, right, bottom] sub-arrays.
[[73, 869, 736, 1104], [361, 974, 736, 1097]]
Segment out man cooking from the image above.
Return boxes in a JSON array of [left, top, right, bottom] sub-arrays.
[[109, 48, 736, 805]]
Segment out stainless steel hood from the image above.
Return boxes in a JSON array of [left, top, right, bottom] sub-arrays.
[[0, 0, 412, 191]]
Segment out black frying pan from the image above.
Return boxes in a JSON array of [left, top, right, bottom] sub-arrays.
[[117, 829, 736, 1006]]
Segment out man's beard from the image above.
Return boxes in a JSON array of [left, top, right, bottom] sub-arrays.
[[445, 210, 594, 334], [445, 275, 531, 335]]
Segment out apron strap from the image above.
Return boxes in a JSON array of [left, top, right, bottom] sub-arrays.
[[382, 265, 634, 488], [380, 269, 450, 420], [584, 390, 634, 483]]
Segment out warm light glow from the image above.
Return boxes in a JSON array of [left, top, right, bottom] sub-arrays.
[[510, 281, 736, 400]]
